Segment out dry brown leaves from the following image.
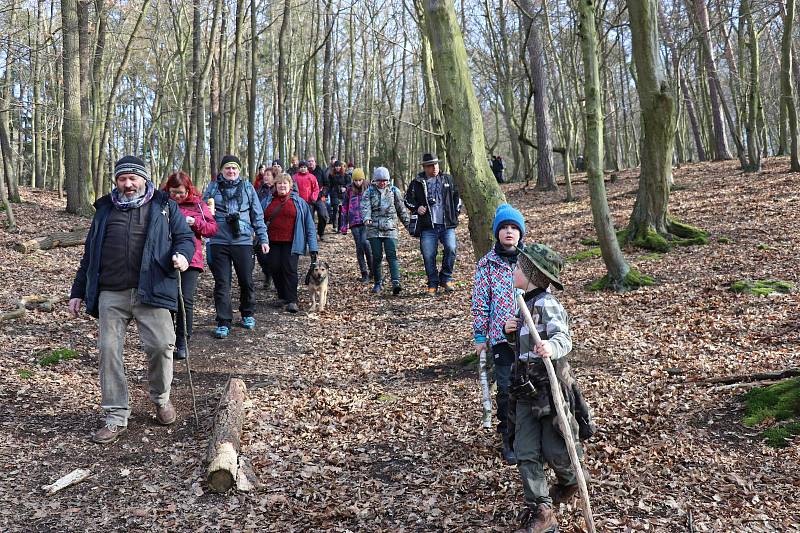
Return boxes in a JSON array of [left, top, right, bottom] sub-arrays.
[[1, 158, 799, 532]]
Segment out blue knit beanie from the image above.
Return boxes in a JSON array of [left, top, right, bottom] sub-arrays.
[[492, 203, 525, 239]]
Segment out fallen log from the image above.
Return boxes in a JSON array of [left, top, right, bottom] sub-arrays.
[[206, 378, 247, 493], [0, 294, 66, 321], [696, 368, 800, 385], [14, 228, 89, 254]]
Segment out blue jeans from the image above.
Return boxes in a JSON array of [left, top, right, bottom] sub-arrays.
[[420, 224, 457, 288]]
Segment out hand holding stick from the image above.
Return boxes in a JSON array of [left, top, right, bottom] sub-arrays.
[[515, 293, 595, 533]]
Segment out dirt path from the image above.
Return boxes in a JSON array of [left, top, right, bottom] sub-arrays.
[[1, 159, 799, 531]]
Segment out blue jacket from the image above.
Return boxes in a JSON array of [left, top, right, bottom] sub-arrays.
[[70, 191, 196, 318], [264, 192, 319, 255], [203, 175, 269, 246]]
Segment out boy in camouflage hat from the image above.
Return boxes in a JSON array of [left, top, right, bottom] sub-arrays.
[[503, 243, 591, 533]]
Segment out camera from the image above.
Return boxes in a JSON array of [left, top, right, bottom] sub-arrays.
[[226, 212, 241, 238]]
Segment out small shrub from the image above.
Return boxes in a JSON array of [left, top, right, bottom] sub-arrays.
[[38, 348, 79, 367], [18, 369, 32, 379]]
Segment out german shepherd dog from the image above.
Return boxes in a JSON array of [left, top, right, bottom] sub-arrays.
[[308, 260, 330, 312]]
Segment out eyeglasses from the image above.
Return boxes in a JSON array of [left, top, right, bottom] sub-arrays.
[[169, 189, 188, 197]]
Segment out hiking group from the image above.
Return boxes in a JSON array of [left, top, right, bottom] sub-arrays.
[[67, 153, 594, 532]]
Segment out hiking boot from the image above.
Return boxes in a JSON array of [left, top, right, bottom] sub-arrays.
[[549, 483, 579, 505], [215, 325, 230, 339], [242, 316, 256, 330], [443, 281, 456, 293], [360, 273, 370, 283], [270, 299, 287, 308], [371, 282, 383, 294], [514, 504, 558, 533], [502, 433, 517, 465], [174, 344, 187, 361], [392, 280, 402, 295], [91, 423, 127, 444], [286, 302, 299, 313], [155, 401, 177, 425]]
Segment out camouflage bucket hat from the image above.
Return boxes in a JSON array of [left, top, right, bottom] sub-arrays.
[[517, 243, 564, 290]]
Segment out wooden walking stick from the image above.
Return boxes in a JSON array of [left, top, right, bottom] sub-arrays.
[[515, 293, 595, 533]]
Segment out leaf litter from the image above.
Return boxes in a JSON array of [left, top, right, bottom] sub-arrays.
[[0, 158, 799, 531]]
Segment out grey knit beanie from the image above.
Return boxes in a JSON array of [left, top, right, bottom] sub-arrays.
[[114, 155, 150, 182]]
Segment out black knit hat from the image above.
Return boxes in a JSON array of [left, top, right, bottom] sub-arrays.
[[114, 155, 150, 182], [220, 155, 242, 170], [271, 159, 283, 167]]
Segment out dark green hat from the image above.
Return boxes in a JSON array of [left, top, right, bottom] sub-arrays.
[[517, 243, 564, 290]]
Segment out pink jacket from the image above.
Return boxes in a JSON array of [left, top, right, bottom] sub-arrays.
[[177, 196, 218, 270], [293, 171, 320, 204]]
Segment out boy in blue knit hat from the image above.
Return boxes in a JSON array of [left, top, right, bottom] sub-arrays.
[[471, 203, 526, 464]]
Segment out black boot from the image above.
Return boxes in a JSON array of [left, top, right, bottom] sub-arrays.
[[502, 433, 517, 465], [174, 337, 187, 361]]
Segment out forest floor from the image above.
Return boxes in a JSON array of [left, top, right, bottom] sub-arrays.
[[1, 157, 799, 532]]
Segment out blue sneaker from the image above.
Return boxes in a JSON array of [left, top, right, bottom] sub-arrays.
[[214, 326, 230, 339], [371, 282, 382, 294], [242, 316, 256, 330]]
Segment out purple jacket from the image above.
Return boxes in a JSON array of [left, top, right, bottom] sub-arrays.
[[340, 184, 368, 232], [472, 247, 516, 347]]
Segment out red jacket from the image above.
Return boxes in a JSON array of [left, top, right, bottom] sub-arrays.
[[177, 195, 218, 270], [293, 170, 319, 203]]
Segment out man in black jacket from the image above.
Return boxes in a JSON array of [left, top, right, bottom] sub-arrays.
[[307, 156, 329, 238], [69, 156, 195, 444], [404, 153, 461, 294]]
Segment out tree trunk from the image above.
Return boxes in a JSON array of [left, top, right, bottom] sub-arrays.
[[421, 0, 505, 258], [247, 0, 257, 179], [226, 0, 246, 158], [627, 0, 677, 242], [276, 0, 291, 164], [577, 0, 630, 290], [741, 0, 760, 171], [781, 0, 800, 171], [691, 0, 731, 160], [62, 0, 93, 216], [415, 0, 448, 167], [519, 0, 556, 191]]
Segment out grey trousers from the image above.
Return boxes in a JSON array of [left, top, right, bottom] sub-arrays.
[[98, 289, 175, 426], [515, 401, 581, 506]]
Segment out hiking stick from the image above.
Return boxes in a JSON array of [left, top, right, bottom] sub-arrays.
[[478, 349, 492, 429], [177, 269, 200, 428], [515, 293, 595, 533]]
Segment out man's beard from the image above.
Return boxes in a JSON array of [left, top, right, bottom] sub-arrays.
[[123, 185, 146, 200]]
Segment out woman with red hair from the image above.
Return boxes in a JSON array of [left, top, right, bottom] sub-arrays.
[[162, 171, 218, 359]]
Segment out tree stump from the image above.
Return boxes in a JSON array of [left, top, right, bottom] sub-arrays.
[[206, 378, 247, 493], [14, 228, 89, 254]]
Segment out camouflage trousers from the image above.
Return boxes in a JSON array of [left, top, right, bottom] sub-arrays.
[[514, 399, 582, 507]]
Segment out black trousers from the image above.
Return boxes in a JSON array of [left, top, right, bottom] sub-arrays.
[[174, 268, 200, 344], [492, 342, 515, 435], [266, 242, 299, 304], [313, 198, 329, 236], [209, 244, 256, 326], [255, 245, 272, 287]]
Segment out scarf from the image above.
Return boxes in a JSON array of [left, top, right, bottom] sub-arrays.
[[494, 240, 520, 265], [111, 180, 155, 210]]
